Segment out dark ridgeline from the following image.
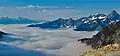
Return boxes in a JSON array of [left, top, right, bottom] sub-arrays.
[[27, 10, 120, 31], [27, 18, 75, 29], [0, 17, 42, 24]]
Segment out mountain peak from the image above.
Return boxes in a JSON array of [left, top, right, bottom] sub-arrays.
[[1, 16, 9, 19], [107, 10, 120, 20], [111, 10, 118, 15], [66, 18, 73, 20], [18, 17, 24, 19], [94, 13, 106, 17], [88, 15, 93, 18], [57, 18, 64, 20]]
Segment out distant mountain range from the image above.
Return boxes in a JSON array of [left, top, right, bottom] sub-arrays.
[[0, 17, 45, 24], [27, 10, 120, 31]]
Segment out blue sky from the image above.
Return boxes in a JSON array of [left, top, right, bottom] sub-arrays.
[[0, 0, 120, 20]]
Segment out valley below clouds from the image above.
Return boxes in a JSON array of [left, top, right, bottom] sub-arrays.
[[0, 24, 98, 56]]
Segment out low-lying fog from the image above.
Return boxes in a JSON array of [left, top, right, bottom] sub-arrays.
[[0, 24, 98, 56]]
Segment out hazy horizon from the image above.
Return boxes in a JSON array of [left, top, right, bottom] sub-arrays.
[[0, 0, 119, 20]]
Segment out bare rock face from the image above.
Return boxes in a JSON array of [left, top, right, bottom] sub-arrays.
[[79, 21, 120, 49]]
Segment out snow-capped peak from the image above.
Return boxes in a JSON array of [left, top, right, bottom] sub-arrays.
[[90, 13, 106, 20], [111, 10, 118, 14], [98, 16, 106, 19]]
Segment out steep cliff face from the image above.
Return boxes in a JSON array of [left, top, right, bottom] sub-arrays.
[[79, 21, 120, 49]]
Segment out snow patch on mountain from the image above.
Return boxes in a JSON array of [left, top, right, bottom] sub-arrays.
[[27, 10, 120, 31]]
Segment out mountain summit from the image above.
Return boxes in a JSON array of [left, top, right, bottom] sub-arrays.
[[111, 10, 118, 15], [107, 10, 120, 21], [27, 10, 120, 31]]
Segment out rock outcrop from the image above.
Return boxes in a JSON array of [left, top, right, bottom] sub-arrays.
[[78, 21, 120, 49], [0, 31, 8, 37], [80, 43, 120, 56]]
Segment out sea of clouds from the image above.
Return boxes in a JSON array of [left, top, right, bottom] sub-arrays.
[[0, 24, 98, 56]]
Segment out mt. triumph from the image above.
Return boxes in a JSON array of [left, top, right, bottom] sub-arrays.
[[27, 10, 120, 31]]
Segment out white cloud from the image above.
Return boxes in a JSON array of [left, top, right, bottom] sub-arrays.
[[16, 5, 59, 9], [0, 5, 84, 20], [0, 25, 98, 56]]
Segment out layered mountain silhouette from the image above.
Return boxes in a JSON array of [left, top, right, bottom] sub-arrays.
[[27, 10, 120, 31], [0, 17, 44, 24], [28, 18, 75, 29]]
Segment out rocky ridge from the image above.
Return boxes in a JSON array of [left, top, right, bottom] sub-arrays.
[[27, 10, 120, 31], [78, 21, 120, 49], [79, 21, 120, 56]]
